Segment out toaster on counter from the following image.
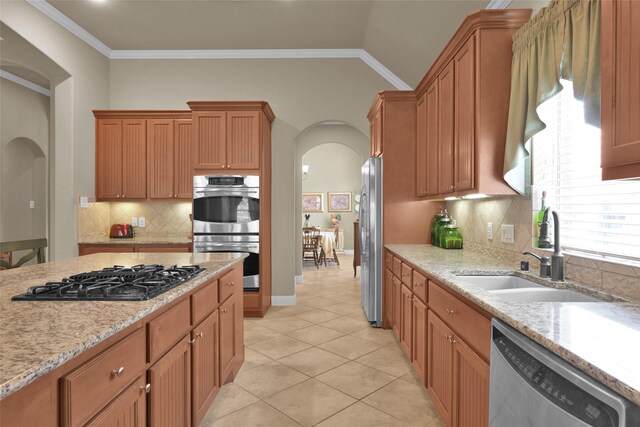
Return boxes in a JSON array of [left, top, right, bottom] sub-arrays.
[[109, 224, 135, 238]]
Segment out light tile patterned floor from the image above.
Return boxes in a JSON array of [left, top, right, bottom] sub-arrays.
[[200, 255, 445, 427]]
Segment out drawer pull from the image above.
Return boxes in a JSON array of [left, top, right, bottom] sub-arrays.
[[222, 309, 227, 314], [189, 332, 204, 344], [228, 282, 234, 287], [141, 383, 151, 393], [446, 309, 454, 315], [111, 367, 125, 377]]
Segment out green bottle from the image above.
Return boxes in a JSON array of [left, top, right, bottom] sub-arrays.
[[535, 191, 552, 248]]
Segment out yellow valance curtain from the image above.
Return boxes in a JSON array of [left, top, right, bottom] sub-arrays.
[[503, 0, 601, 195]]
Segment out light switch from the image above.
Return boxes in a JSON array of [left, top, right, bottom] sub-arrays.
[[487, 223, 493, 240], [29, 200, 35, 209], [131, 217, 138, 227], [80, 197, 89, 208], [138, 217, 146, 228], [501, 224, 515, 244]]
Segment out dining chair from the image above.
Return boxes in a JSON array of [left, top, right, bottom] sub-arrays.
[[0, 238, 48, 269], [302, 228, 321, 269]]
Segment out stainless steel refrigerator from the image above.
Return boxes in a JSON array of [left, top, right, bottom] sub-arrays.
[[360, 156, 382, 327]]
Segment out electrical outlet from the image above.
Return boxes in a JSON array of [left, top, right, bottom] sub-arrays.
[[80, 197, 89, 208], [501, 224, 515, 244], [487, 223, 493, 240], [131, 217, 138, 227], [29, 200, 35, 209], [138, 217, 146, 228]]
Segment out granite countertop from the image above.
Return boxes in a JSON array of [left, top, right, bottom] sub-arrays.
[[386, 244, 640, 406], [0, 252, 247, 400], [78, 234, 191, 245]]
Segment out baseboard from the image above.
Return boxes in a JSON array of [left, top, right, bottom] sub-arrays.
[[295, 274, 304, 284], [344, 249, 354, 255], [272, 295, 296, 306]]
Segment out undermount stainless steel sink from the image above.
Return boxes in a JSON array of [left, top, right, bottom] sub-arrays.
[[456, 275, 601, 302], [457, 275, 545, 291], [489, 288, 600, 302]]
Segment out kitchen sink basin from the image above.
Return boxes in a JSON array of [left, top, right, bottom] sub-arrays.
[[489, 288, 600, 302], [457, 275, 545, 291]]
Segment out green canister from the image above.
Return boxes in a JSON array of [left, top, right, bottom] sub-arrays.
[[442, 220, 463, 249], [435, 214, 451, 248], [430, 209, 446, 245]]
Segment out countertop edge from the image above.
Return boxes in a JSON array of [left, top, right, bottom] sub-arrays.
[[0, 255, 246, 400]]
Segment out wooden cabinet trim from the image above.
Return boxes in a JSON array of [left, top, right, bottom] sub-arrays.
[[94, 110, 192, 119], [187, 101, 275, 123]]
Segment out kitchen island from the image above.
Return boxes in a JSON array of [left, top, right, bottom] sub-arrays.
[[386, 244, 640, 409], [0, 252, 246, 426]]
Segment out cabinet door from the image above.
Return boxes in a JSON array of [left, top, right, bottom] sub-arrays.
[[601, 0, 640, 179], [453, 337, 489, 427], [148, 336, 191, 427], [147, 119, 175, 199], [400, 285, 413, 358], [193, 112, 226, 170], [174, 119, 194, 199], [454, 36, 476, 192], [426, 80, 440, 196], [392, 276, 402, 338], [121, 119, 147, 199], [412, 297, 427, 385], [416, 93, 428, 197], [85, 377, 147, 427], [219, 294, 240, 384], [438, 62, 455, 195], [226, 111, 261, 170], [427, 311, 453, 426], [192, 311, 219, 427], [384, 269, 394, 327], [96, 119, 123, 200]]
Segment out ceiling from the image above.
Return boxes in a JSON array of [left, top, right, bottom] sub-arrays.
[[44, 0, 498, 87]]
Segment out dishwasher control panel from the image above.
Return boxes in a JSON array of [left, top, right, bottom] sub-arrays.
[[493, 333, 618, 427]]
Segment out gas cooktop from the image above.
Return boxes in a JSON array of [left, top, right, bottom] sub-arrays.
[[11, 264, 206, 301]]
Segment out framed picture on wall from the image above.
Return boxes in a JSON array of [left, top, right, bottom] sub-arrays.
[[302, 192, 323, 212], [328, 192, 352, 212]]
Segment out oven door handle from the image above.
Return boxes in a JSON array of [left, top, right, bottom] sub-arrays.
[[195, 243, 259, 250], [194, 189, 258, 194]]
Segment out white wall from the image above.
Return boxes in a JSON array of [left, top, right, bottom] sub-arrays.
[[1, 1, 110, 260], [109, 58, 392, 297], [302, 142, 363, 250]]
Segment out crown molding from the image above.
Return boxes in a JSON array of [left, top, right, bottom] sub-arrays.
[[0, 69, 51, 96], [26, 1, 412, 90], [486, 0, 512, 9], [25, 0, 112, 57]]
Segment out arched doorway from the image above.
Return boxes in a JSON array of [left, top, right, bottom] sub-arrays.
[[294, 122, 369, 280]]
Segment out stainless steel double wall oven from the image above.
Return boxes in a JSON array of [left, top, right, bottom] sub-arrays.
[[193, 175, 260, 291]]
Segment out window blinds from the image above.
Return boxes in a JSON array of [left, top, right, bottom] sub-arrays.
[[533, 80, 640, 261]]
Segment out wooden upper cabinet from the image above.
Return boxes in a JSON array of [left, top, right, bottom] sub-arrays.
[[121, 120, 147, 200], [416, 94, 428, 197], [371, 105, 384, 156], [96, 119, 123, 200], [439, 62, 455, 195], [426, 81, 440, 197], [174, 119, 194, 199], [148, 119, 175, 199], [227, 111, 261, 169], [454, 36, 476, 193], [193, 111, 227, 170], [601, 0, 640, 180]]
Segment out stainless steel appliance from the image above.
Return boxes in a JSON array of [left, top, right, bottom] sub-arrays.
[[359, 156, 382, 327], [490, 319, 640, 427], [11, 264, 205, 301], [193, 175, 260, 292]]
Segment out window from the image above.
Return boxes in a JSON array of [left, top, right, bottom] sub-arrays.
[[532, 80, 640, 262]]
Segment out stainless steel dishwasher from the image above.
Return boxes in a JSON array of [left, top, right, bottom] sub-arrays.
[[489, 319, 640, 427]]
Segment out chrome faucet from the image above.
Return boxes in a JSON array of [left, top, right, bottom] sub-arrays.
[[538, 208, 564, 281]]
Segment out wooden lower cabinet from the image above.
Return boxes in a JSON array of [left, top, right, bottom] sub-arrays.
[[412, 297, 428, 385], [392, 276, 402, 338], [220, 291, 243, 384], [384, 268, 393, 327], [427, 311, 453, 426], [78, 244, 191, 256], [148, 335, 192, 427], [400, 285, 413, 357], [452, 336, 489, 427], [192, 311, 220, 426], [85, 377, 147, 427]]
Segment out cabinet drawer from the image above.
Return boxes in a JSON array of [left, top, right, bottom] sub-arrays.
[[61, 328, 146, 427], [392, 257, 402, 278], [401, 263, 413, 288], [428, 281, 491, 360], [413, 270, 427, 303], [191, 279, 218, 326], [219, 266, 242, 303], [385, 252, 393, 270], [148, 299, 191, 362]]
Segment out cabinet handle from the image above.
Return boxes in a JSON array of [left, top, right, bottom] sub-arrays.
[[227, 165, 230, 168], [447, 335, 453, 343], [446, 309, 454, 315], [116, 195, 120, 198], [141, 383, 151, 393], [228, 282, 234, 287], [222, 309, 227, 314], [189, 332, 204, 344], [122, 195, 125, 198], [111, 367, 125, 377]]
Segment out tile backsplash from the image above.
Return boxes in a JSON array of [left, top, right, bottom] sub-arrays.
[[446, 195, 640, 302], [78, 201, 192, 239]]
